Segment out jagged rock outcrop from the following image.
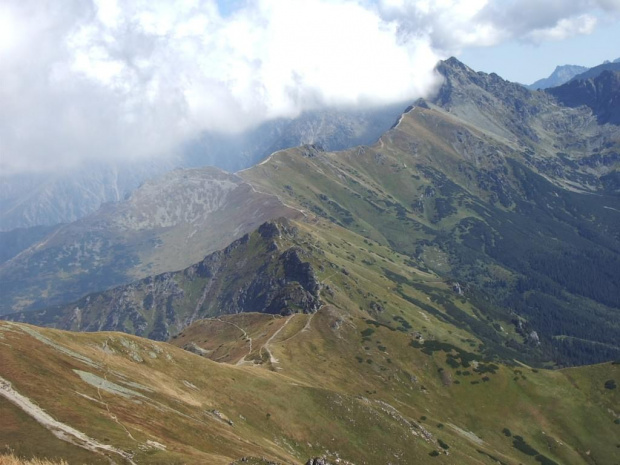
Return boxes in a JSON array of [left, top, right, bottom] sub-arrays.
[[305, 458, 334, 465]]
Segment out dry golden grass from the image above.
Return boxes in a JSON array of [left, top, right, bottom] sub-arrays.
[[0, 453, 68, 465]]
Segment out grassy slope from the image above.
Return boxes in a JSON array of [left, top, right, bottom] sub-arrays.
[[2, 301, 618, 464], [2, 77, 619, 463], [170, 221, 620, 465], [239, 106, 620, 365]]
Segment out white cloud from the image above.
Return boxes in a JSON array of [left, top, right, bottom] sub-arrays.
[[0, 0, 616, 174], [525, 14, 598, 43]]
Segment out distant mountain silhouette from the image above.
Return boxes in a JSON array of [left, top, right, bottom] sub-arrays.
[[527, 64, 587, 89]]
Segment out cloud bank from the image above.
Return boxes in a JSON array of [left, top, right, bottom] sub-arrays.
[[1, 0, 617, 174]]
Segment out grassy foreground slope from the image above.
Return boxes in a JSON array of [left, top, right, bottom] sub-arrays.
[[1, 313, 618, 464], [2, 218, 619, 464]]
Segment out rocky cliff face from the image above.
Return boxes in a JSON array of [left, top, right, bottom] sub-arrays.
[[5, 220, 322, 340], [547, 70, 620, 125]]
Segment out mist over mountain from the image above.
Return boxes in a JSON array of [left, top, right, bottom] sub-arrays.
[[0, 102, 407, 231], [0, 159, 177, 232], [3, 0, 616, 177]]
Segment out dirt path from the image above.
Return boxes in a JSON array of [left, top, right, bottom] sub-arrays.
[[261, 316, 294, 366], [0, 375, 136, 464], [245, 182, 307, 218], [208, 318, 253, 366], [301, 311, 316, 333], [277, 306, 323, 347]]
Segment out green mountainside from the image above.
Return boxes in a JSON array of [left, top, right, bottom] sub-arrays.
[[5, 58, 620, 366], [1, 58, 619, 464], [239, 59, 620, 365], [1, 294, 619, 464]]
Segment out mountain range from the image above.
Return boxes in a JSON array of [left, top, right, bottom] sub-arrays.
[[1, 57, 619, 464], [5, 57, 620, 361], [0, 103, 407, 232], [526, 57, 620, 89], [0, 167, 299, 314]]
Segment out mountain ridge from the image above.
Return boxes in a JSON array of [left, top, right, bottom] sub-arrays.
[[547, 69, 620, 125], [0, 103, 409, 232], [0, 167, 300, 315], [568, 60, 620, 83], [527, 64, 588, 90], [3, 57, 620, 368]]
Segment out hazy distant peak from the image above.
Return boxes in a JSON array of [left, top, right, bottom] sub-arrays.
[[527, 64, 588, 90]]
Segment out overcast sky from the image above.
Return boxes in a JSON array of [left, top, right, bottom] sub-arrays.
[[1, 0, 619, 174]]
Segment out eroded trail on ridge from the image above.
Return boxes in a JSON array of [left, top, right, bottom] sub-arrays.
[[0, 375, 136, 464], [261, 315, 294, 367], [208, 318, 253, 366]]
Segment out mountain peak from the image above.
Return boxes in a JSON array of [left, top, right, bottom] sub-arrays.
[[436, 57, 475, 76], [527, 64, 588, 90]]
